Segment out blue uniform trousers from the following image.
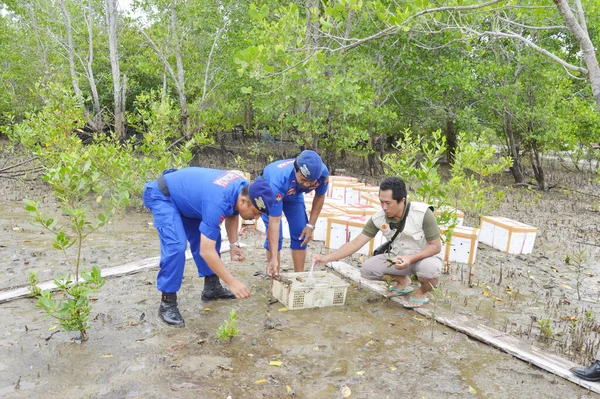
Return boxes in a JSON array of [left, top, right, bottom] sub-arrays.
[[262, 195, 308, 251], [143, 181, 220, 293]]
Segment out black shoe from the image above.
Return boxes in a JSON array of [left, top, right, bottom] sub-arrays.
[[201, 285, 236, 301], [570, 360, 600, 381], [159, 292, 185, 327]]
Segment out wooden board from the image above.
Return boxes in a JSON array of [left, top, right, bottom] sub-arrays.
[[0, 242, 243, 303], [327, 261, 600, 393]]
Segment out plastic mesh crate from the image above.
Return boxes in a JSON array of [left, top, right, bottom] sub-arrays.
[[272, 271, 350, 310]]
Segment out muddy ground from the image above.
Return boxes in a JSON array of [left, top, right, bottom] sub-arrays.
[[1, 151, 600, 398]]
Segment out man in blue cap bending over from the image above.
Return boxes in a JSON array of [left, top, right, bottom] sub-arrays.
[[143, 168, 274, 327], [261, 150, 329, 277]]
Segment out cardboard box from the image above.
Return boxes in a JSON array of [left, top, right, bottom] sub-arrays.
[[440, 226, 480, 265], [311, 210, 344, 242], [360, 192, 381, 206], [325, 215, 373, 255], [326, 175, 359, 197], [329, 203, 378, 217], [479, 216, 537, 254], [355, 186, 380, 204], [254, 216, 289, 238], [330, 182, 365, 205]]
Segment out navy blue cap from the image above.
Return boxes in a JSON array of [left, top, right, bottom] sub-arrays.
[[296, 150, 324, 180], [249, 177, 274, 215]]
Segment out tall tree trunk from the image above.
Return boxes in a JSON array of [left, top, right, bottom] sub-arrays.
[[529, 140, 547, 190], [554, 0, 600, 113], [59, 0, 86, 113], [170, 1, 190, 140], [85, 0, 102, 132], [106, 0, 125, 140], [445, 117, 456, 164], [504, 111, 525, 183], [368, 121, 376, 177]]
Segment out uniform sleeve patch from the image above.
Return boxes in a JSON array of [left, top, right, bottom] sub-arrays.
[[213, 171, 242, 187]]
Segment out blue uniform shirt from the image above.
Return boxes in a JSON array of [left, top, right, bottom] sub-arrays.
[[163, 168, 245, 241], [262, 159, 329, 218]]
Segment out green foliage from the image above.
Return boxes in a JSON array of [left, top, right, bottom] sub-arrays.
[[537, 318, 553, 342], [383, 129, 512, 239], [217, 308, 240, 341], [27, 271, 42, 298], [37, 267, 105, 342]]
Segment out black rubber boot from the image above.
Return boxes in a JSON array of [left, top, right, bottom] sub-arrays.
[[158, 292, 185, 327], [571, 360, 600, 381], [201, 274, 236, 301]]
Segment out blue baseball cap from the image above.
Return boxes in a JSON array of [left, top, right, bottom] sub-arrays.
[[296, 150, 324, 180], [248, 177, 274, 215]]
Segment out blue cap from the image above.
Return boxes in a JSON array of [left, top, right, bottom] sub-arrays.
[[248, 177, 274, 215], [296, 150, 324, 180]]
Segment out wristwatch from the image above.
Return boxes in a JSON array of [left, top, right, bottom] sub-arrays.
[[230, 241, 241, 247]]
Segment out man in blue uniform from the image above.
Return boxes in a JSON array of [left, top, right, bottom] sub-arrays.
[[261, 150, 329, 277], [143, 168, 274, 327]]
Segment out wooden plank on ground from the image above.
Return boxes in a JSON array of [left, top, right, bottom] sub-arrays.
[[328, 261, 600, 394], [0, 242, 242, 304]]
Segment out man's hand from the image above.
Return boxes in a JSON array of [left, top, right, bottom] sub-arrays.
[[299, 225, 314, 246], [266, 258, 280, 279], [228, 279, 251, 299], [392, 255, 412, 270], [230, 245, 245, 262], [312, 254, 330, 266]]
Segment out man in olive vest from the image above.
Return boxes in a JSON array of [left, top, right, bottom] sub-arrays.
[[313, 176, 442, 308]]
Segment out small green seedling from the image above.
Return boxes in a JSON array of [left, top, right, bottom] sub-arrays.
[[217, 308, 240, 341], [27, 271, 42, 298]]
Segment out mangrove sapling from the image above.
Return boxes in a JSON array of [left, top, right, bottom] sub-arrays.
[[382, 276, 394, 300], [569, 249, 588, 301], [38, 268, 105, 342], [217, 308, 240, 341], [23, 147, 131, 341], [27, 271, 42, 298], [430, 284, 442, 340], [537, 319, 553, 343]]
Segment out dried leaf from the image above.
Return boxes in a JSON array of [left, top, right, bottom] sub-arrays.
[[390, 366, 397, 371], [269, 360, 283, 367], [255, 379, 267, 384], [468, 386, 477, 394], [203, 308, 211, 312], [49, 325, 58, 331], [560, 284, 572, 289], [482, 291, 489, 297], [286, 385, 294, 395], [218, 365, 232, 371], [340, 385, 352, 397], [356, 370, 365, 375], [278, 307, 289, 312], [103, 354, 113, 358], [413, 317, 425, 322]]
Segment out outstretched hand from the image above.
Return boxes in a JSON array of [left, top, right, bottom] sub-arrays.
[[312, 254, 330, 266], [266, 259, 280, 279], [229, 279, 251, 299], [230, 246, 245, 262], [299, 225, 314, 246]]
